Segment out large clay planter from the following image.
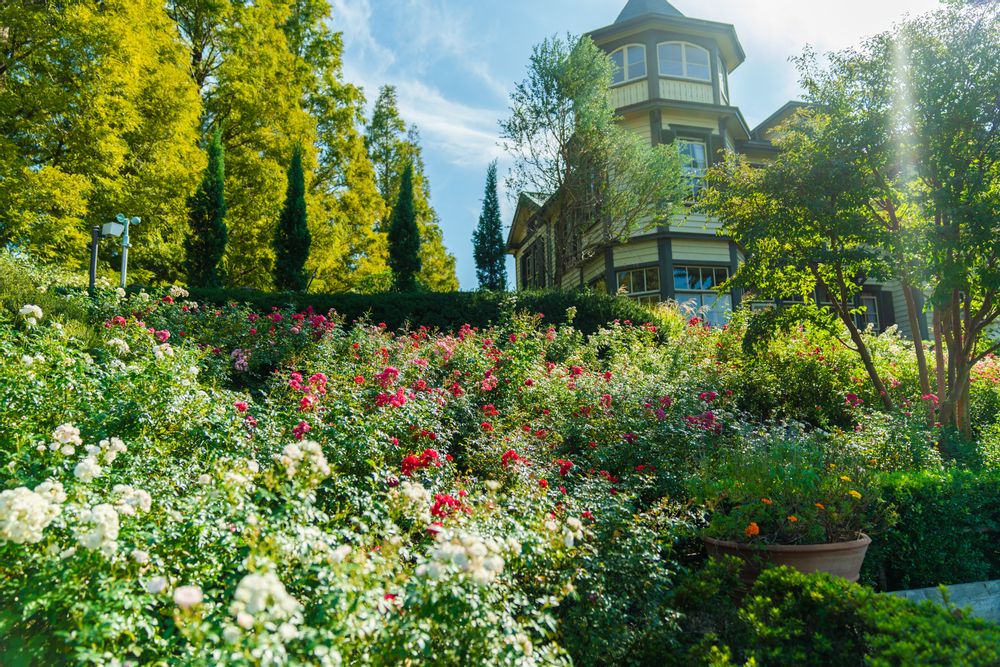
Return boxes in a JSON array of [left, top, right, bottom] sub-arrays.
[[703, 533, 872, 584]]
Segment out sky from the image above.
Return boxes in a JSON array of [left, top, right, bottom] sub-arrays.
[[330, 0, 942, 290]]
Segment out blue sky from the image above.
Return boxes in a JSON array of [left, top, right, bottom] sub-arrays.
[[330, 0, 941, 290]]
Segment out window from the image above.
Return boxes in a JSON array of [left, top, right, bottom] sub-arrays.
[[611, 45, 647, 85], [616, 267, 661, 306], [657, 42, 711, 81], [677, 139, 708, 196], [717, 55, 728, 102], [673, 265, 732, 326], [857, 294, 880, 331], [521, 238, 547, 289]]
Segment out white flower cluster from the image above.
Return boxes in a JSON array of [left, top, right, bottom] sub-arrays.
[[115, 287, 127, 299], [274, 440, 330, 486], [74, 437, 127, 483], [112, 484, 152, 516], [49, 423, 82, 456], [153, 343, 174, 361], [392, 480, 432, 522], [0, 481, 65, 544], [21, 353, 45, 367], [169, 286, 190, 299], [19, 304, 43, 325], [75, 504, 120, 556], [223, 459, 259, 491], [417, 530, 516, 586], [229, 570, 303, 636], [545, 516, 585, 548], [106, 337, 130, 355]]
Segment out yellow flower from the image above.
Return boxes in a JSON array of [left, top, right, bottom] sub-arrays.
[[840, 475, 851, 482], [848, 490, 862, 500]]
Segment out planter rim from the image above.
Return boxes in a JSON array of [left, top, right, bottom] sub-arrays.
[[703, 533, 871, 553]]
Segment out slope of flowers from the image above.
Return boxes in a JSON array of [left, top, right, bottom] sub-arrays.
[[1, 274, 998, 665]]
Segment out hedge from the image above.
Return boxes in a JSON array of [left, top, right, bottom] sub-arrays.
[[862, 468, 1000, 591], [185, 288, 664, 335]]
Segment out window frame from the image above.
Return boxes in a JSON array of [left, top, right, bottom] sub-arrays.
[[676, 138, 709, 197], [521, 237, 547, 289], [657, 41, 712, 82], [610, 44, 648, 86], [616, 265, 661, 306], [673, 264, 733, 326]]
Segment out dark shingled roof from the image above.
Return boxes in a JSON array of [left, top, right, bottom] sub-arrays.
[[615, 0, 684, 23]]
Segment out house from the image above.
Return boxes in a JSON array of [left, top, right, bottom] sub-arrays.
[[506, 0, 926, 339]]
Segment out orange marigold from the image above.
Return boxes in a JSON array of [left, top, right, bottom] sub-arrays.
[[761, 498, 772, 505], [787, 515, 798, 523], [745, 522, 760, 538], [815, 503, 826, 510]]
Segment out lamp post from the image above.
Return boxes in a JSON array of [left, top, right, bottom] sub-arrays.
[[89, 213, 140, 295]]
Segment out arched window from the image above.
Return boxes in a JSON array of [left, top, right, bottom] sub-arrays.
[[657, 42, 711, 81], [610, 44, 647, 85]]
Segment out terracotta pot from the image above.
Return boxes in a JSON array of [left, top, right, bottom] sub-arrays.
[[703, 533, 872, 584]]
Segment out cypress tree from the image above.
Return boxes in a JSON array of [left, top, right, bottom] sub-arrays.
[[273, 145, 311, 291], [472, 160, 508, 291], [185, 128, 228, 287], [387, 162, 421, 291]]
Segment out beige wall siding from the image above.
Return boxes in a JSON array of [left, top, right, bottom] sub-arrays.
[[583, 258, 605, 286], [620, 112, 652, 145], [658, 78, 713, 104], [614, 240, 659, 267], [610, 80, 649, 108], [662, 114, 719, 132], [668, 211, 723, 235], [672, 239, 730, 263]]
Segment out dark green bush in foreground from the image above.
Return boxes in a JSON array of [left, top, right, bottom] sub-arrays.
[[672, 562, 1000, 666], [863, 469, 1000, 590]]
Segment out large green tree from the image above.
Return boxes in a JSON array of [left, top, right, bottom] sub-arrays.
[[500, 34, 687, 285], [185, 128, 228, 287], [365, 86, 458, 292], [0, 0, 203, 282], [387, 162, 421, 292], [473, 161, 508, 291], [274, 145, 311, 291]]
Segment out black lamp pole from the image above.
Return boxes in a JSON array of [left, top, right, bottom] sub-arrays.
[[88, 225, 102, 296]]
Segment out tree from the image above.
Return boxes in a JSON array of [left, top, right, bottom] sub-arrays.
[[701, 111, 896, 409], [365, 87, 458, 292], [790, 3, 1000, 435], [473, 161, 508, 291], [500, 34, 687, 284], [0, 0, 203, 281], [387, 162, 421, 291], [274, 145, 311, 291], [185, 128, 228, 287]]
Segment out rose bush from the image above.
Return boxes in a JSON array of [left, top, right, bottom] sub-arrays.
[[1, 252, 999, 666]]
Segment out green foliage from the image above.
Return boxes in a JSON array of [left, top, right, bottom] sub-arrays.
[[185, 129, 228, 288], [364, 87, 458, 292], [0, 0, 204, 282], [273, 146, 311, 291], [862, 469, 1000, 590], [387, 163, 421, 292], [473, 161, 508, 292], [673, 564, 1000, 666], [500, 34, 686, 282]]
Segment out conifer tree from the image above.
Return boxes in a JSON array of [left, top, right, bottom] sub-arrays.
[[387, 162, 421, 291], [473, 161, 508, 291], [185, 129, 228, 287], [274, 145, 311, 291]]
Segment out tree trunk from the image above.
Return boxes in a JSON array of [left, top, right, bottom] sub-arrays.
[[933, 309, 947, 409], [844, 315, 894, 410], [902, 282, 932, 397]]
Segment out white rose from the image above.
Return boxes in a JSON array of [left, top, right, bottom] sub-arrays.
[[173, 585, 204, 609]]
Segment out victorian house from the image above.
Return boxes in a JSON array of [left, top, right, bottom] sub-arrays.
[[506, 0, 925, 338]]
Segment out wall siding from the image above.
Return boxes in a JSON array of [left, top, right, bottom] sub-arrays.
[[620, 112, 652, 145], [668, 211, 723, 235], [658, 78, 713, 104], [614, 240, 659, 267], [583, 258, 605, 286], [610, 80, 649, 108], [661, 114, 719, 132], [671, 239, 731, 263]]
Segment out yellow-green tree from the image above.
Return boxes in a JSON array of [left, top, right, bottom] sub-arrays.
[[0, 0, 203, 282], [366, 86, 458, 292]]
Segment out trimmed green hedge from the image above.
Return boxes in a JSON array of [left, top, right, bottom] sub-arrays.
[[186, 288, 663, 335], [863, 469, 1000, 590], [672, 563, 1000, 666]]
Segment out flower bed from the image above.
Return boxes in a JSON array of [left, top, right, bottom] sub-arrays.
[[1, 256, 999, 665]]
